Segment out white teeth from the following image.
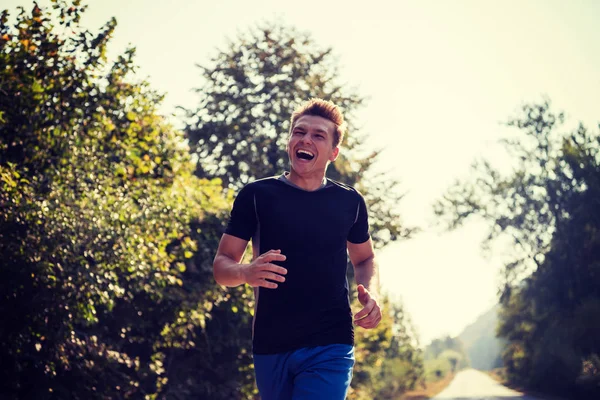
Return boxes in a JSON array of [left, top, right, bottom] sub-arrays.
[[297, 149, 314, 157]]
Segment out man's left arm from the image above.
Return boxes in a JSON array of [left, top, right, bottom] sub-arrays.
[[348, 238, 382, 329]]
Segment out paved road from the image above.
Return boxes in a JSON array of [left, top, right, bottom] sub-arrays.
[[433, 369, 542, 400]]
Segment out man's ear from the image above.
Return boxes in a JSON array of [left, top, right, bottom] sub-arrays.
[[329, 146, 340, 162]]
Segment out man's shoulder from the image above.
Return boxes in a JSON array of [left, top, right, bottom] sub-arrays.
[[326, 178, 362, 197], [233, 176, 284, 205], [240, 175, 283, 193]]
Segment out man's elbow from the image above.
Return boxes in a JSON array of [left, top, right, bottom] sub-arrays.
[[212, 255, 225, 285], [212, 268, 222, 285], [213, 267, 231, 287], [212, 254, 242, 287]]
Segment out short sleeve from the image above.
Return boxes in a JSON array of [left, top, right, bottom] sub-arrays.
[[347, 192, 370, 244], [224, 184, 257, 241]]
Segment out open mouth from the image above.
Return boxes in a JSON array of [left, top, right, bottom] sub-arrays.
[[296, 149, 315, 161]]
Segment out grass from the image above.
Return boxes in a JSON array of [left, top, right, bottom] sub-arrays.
[[396, 373, 455, 400]]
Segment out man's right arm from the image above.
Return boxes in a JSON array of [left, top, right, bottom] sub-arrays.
[[213, 233, 287, 288]]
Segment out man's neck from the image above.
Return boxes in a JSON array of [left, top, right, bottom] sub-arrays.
[[285, 170, 327, 191]]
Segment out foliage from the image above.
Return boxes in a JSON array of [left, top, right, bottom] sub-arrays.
[[0, 2, 240, 398], [423, 336, 469, 381], [435, 100, 600, 397], [1, 2, 425, 398], [424, 357, 452, 382], [424, 336, 468, 364]]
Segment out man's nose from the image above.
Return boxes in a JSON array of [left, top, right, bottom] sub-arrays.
[[301, 134, 312, 144]]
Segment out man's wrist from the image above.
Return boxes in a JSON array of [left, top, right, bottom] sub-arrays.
[[238, 263, 249, 285]]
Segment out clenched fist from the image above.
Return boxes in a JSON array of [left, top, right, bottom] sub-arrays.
[[354, 284, 381, 329]]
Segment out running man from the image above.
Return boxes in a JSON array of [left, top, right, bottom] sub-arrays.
[[213, 98, 381, 399]]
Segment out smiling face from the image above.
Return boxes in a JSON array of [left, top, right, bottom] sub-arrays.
[[286, 115, 340, 179]]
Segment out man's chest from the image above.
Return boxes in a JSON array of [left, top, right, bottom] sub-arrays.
[[254, 189, 358, 249]]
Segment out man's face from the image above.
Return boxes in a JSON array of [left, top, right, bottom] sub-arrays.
[[287, 115, 339, 176]]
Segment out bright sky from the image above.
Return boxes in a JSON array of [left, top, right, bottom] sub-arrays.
[[7, 0, 600, 345]]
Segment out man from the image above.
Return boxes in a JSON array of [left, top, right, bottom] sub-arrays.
[[213, 98, 381, 399]]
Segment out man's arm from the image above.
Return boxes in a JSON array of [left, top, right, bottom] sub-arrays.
[[213, 233, 287, 288], [348, 238, 379, 295], [348, 238, 381, 329]]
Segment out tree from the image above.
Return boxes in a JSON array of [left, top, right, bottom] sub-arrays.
[[435, 101, 570, 291], [424, 335, 468, 369], [435, 100, 600, 397], [422, 335, 469, 382], [0, 2, 233, 398]]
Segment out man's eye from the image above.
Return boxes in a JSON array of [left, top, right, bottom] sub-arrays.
[[316, 135, 324, 139]]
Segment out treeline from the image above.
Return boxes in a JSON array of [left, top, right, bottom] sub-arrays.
[[436, 102, 600, 398], [423, 336, 469, 382], [0, 2, 423, 399]]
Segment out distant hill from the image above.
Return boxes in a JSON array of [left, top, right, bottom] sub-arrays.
[[457, 304, 505, 371]]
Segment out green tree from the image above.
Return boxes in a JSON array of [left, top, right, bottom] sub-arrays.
[[424, 336, 468, 369], [435, 100, 600, 397], [422, 335, 469, 382], [0, 2, 233, 398], [435, 101, 570, 293]]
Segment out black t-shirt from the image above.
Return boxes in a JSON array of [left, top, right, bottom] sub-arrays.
[[225, 174, 370, 354]]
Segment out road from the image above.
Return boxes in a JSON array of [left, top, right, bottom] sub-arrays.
[[432, 369, 543, 400]]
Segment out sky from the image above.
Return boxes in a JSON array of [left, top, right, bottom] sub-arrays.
[[6, 0, 600, 345]]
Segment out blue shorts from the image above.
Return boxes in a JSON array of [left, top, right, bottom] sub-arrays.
[[253, 344, 355, 400]]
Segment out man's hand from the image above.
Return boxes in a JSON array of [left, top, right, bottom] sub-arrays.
[[354, 284, 381, 329], [242, 249, 287, 289]]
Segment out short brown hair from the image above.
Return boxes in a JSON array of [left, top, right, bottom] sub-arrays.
[[289, 98, 346, 148]]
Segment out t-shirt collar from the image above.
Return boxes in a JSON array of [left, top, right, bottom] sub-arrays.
[[279, 172, 328, 191]]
